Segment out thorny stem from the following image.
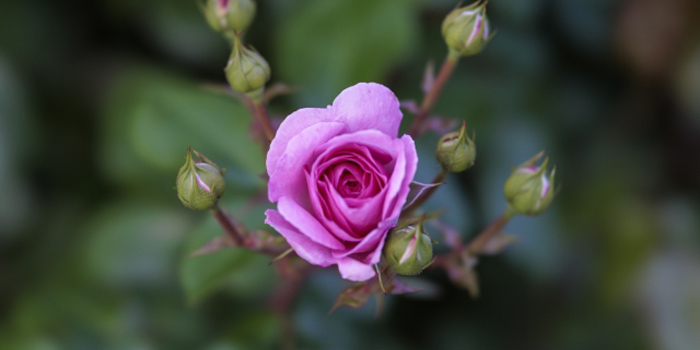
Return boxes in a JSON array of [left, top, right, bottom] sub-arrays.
[[467, 211, 512, 255], [432, 211, 512, 270], [212, 205, 289, 256], [406, 51, 460, 138], [401, 168, 448, 217], [212, 205, 244, 247]]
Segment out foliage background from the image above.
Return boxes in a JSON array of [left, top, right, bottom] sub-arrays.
[[1, 0, 700, 348]]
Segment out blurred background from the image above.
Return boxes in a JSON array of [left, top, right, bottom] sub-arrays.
[[1, 0, 700, 348]]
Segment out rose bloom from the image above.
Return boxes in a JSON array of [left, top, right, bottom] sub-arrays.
[[265, 83, 418, 281]]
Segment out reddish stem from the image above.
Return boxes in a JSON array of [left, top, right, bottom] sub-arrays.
[[212, 206, 244, 246], [252, 98, 276, 142], [407, 53, 459, 138], [467, 213, 511, 255]]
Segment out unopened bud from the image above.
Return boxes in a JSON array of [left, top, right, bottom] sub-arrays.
[[225, 36, 270, 96], [503, 151, 556, 216], [383, 221, 433, 276], [201, 0, 256, 35], [176, 148, 226, 211], [442, 1, 492, 57], [436, 121, 476, 172]]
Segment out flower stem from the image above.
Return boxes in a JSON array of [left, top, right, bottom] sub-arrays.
[[407, 51, 460, 138], [251, 98, 276, 142], [401, 168, 449, 217], [467, 211, 513, 255], [212, 205, 244, 247]]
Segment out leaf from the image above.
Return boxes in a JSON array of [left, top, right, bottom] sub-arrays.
[[275, 0, 420, 106], [478, 233, 519, 256], [400, 99, 419, 114], [425, 115, 460, 135], [188, 236, 232, 257], [329, 283, 373, 314], [421, 59, 435, 94], [430, 219, 464, 249], [180, 198, 275, 304], [83, 200, 193, 288], [404, 181, 444, 209], [444, 252, 481, 298], [99, 64, 264, 192], [388, 279, 422, 295]]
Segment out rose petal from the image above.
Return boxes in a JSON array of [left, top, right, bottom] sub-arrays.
[[268, 121, 348, 203], [266, 107, 334, 177], [265, 210, 334, 266], [268, 82, 402, 175], [331, 83, 402, 138], [383, 135, 418, 219], [277, 196, 346, 250], [336, 257, 376, 281], [332, 219, 395, 259], [305, 169, 363, 242], [325, 179, 384, 235]]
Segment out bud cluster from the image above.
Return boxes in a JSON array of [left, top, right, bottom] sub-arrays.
[[201, 0, 270, 98]]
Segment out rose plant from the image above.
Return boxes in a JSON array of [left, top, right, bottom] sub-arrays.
[[179, 0, 557, 318], [264, 83, 418, 281]]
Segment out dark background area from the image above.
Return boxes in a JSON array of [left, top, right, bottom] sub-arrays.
[[1, 0, 700, 348]]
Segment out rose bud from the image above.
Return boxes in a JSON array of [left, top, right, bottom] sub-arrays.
[[176, 147, 226, 211], [441, 0, 492, 57], [383, 221, 433, 276], [435, 121, 476, 172], [201, 0, 256, 34], [503, 151, 556, 216], [225, 35, 271, 97]]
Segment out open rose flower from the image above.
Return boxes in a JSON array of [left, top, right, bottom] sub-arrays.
[[264, 83, 418, 281]]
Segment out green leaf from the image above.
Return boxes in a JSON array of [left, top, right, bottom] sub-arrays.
[[82, 199, 193, 288], [330, 282, 373, 314], [275, 0, 420, 105], [99, 64, 264, 192], [180, 199, 275, 304]]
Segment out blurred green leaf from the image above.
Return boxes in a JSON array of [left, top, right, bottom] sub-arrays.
[[275, 0, 419, 105], [0, 58, 35, 236], [180, 199, 275, 304], [100, 65, 264, 192], [83, 199, 192, 288], [0, 336, 60, 350]]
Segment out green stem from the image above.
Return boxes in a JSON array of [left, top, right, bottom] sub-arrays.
[[407, 51, 460, 138]]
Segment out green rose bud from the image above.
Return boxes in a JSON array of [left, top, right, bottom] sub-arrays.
[[442, 0, 492, 57], [383, 221, 433, 276], [436, 121, 476, 173], [176, 147, 226, 211], [225, 35, 271, 97], [201, 0, 256, 35], [503, 151, 556, 216]]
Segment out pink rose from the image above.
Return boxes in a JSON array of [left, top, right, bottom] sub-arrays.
[[264, 83, 418, 281]]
